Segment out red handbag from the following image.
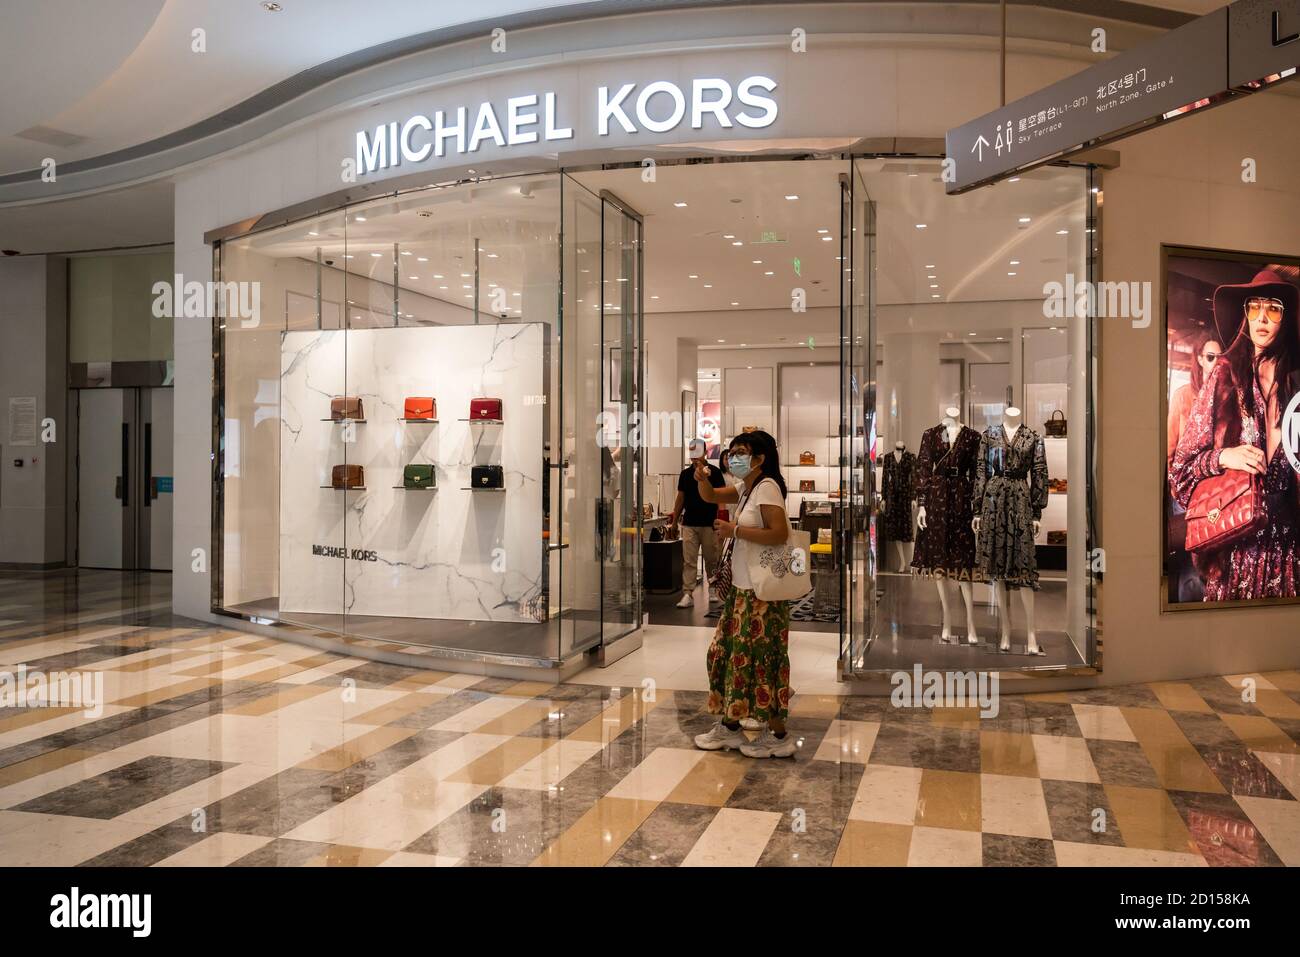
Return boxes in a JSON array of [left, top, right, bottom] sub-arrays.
[[1185, 467, 1263, 553], [470, 397, 502, 421], [403, 397, 436, 420]]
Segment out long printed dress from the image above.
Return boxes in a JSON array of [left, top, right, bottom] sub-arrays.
[[880, 449, 917, 542], [911, 424, 981, 580], [973, 424, 1049, 590], [1170, 360, 1299, 601]]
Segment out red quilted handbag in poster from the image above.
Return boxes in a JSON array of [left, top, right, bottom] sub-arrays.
[[1185, 468, 1262, 554]]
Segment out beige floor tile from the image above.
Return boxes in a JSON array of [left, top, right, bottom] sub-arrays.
[[223, 684, 332, 717], [848, 764, 923, 825], [1121, 707, 1224, 793], [285, 777, 487, 851], [1218, 713, 1300, 755], [303, 844, 395, 867], [0, 748, 144, 810], [832, 820, 912, 866], [344, 691, 445, 727], [1105, 784, 1199, 854], [296, 725, 419, 772], [1223, 673, 1277, 691], [497, 739, 603, 791], [607, 747, 707, 802], [378, 851, 462, 867], [931, 707, 982, 730], [566, 691, 665, 744], [907, 825, 983, 866], [1053, 841, 1206, 867], [788, 694, 842, 719], [154, 833, 273, 867], [532, 796, 658, 866], [443, 735, 555, 786], [1253, 690, 1300, 720], [384, 671, 455, 692], [1031, 734, 1100, 783], [1253, 751, 1300, 801], [472, 699, 556, 736], [432, 695, 539, 733], [1071, 704, 1137, 742], [915, 769, 981, 831], [664, 751, 750, 806], [1236, 796, 1300, 866], [1260, 670, 1300, 692], [0, 748, 99, 789], [980, 730, 1039, 777], [812, 720, 880, 764], [681, 807, 781, 867], [981, 773, 1053, 839], [0, 812, 156, 866], [112, 676, 216, 709]]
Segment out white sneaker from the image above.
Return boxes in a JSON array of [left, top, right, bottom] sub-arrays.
[[675, 593, 695, 608], [739, 717, 763, 730], [708, 593, 723, 605], [694, 721, 747, 751], [740, 730, 798, 759]]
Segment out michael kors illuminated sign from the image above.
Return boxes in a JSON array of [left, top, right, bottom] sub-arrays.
[[355, 76, 779, 176]]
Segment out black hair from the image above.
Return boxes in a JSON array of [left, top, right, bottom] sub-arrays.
[[728, 430, 787, 496], [1189, 329, 1223, 393], [1223, 302, 1298, 429], [718, 447, 730, 474]]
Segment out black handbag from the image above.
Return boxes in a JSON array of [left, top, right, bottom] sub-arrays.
[[471, 465, 504, 489], [1044, 410, 1067, 437]]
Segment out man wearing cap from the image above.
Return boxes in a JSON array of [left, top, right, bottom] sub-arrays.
[[668, 439, 726, 608]]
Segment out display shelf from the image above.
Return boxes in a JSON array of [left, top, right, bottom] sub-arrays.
[[398, 418, 440, 424], [319, 485, 367, 490], [392, 485, 438, 490], [460, 418, 504, 424], [321, 418, 367, 423], [461, 486, 507, 491]]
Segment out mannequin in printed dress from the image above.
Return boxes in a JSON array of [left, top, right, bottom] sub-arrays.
[[972, 407, 1044, 655], [882, 441, 917, 572], [917, 408, 978, 644]]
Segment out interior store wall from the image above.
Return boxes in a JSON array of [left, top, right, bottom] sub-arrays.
[[1100, 85, 1300, 684]]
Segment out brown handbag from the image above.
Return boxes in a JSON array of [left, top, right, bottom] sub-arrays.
[[330, 396, 364, 420], [799, 479, 816, 492], [799, 450, 816, 465], [1185, 467, 1262, 553], [331, 464, 365, 489]]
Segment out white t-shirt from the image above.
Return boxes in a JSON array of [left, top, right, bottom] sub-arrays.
[[731, 477, 788, 590]]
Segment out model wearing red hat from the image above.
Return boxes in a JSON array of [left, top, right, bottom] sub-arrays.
[[1170, 268, 1300, 601]]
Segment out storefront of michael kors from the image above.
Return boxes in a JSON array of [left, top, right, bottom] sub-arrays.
[[175, 2, 1300, 689]]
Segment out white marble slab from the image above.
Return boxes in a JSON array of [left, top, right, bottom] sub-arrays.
[[279, 324, 544, 622]]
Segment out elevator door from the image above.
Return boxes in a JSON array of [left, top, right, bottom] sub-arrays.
[[76, 387, 173, 570]]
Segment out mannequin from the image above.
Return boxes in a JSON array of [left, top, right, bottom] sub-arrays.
[[891, 442, 912, 572], [881, 439, 917, 573], [972, 406, 1043, 655], [917, 408, 978, 644]]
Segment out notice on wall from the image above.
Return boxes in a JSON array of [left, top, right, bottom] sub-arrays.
[[7, 396, 37, 446]]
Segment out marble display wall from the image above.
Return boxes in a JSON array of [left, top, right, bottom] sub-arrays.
[[279, 323, 544, 621]]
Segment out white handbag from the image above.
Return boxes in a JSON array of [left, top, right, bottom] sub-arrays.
[[744, 519, 813, 602]]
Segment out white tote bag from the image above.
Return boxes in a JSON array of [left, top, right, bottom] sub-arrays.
[[744, 518, 812, 603]]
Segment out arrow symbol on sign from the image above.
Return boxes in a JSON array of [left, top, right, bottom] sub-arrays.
[[971, 135, 990, 161]]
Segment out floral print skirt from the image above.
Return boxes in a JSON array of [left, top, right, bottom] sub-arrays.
[[705, 587, 792, 722], [975, 476, 1040, 590]]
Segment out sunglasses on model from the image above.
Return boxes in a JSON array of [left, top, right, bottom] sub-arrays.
[[1244, 297, 1285, 321]]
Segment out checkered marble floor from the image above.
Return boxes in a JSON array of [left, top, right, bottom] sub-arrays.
[[0, 570, 1298, 867]]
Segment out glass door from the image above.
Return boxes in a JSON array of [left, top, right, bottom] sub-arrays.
[[840, 164, 877, 674], [599, 189, 644, 645]]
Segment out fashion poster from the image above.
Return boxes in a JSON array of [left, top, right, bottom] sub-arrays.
[[1163, 249, 1300, 607]]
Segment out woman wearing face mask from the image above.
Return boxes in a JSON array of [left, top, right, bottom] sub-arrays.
[[691, 430, 797, 758], [1171, 269, 1300, 600]]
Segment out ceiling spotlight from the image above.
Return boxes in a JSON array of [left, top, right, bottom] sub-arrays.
[[704, 283, 713, 288], [417, 256, 428, 262], [752, 260, 762, 264], [1008, 271, 1017, 276], [817, 228, 829, 234], [1009, 260, 1020, 265], [731, 241, 743, 246], [915, 223, 928, 229], [717, 339, 726, 343], [307, 231, 318, 237], [401, 251, 411, 256], [674, 201, 688, 207], [408, 276, 418, 280], [929, 284, 938, 289], [370, 252, 381, 258], [925, 264, 936, 268], [723, 234, 735, 239], [1008, 176, 1020, 182], [764, 271, 774, 276], [261, 1, 283, 10], [927, 274, 936, 279], [355, 215, 366, 222], [689, 274, 699, 279], [651, 295, 660, 299], [931, 294, 941, 299], [821, 236, 833, 242], [1018, 216, 1031, 223], [785, 194, 799, 200], [731, 301, 740, 306], [1056, 229, 1069, 235]]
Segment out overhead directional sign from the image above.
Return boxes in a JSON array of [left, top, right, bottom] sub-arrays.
[[945, 0, 1299, 193]]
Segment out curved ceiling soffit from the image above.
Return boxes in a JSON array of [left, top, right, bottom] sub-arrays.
[[0, 0, 1194, 205]]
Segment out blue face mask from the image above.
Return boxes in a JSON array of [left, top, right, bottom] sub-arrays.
[[729, 453, 752, 480]]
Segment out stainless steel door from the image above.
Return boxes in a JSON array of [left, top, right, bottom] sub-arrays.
[[77, 388, 133, 568], [140, 388, 173, 571]]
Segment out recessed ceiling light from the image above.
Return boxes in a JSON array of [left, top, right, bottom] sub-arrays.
[[704, 284, 712, 288], [969, 332, 977, 336], [432, 273, 443, 278], [689, 274, 698, 279], [1008, 176, 1020, 182], [752, 260, 762, 264], [1056, 229, 1068, 235], [401, 251, 411, 256], [740, 343, 747, 346], [1009, 260, 1020, 265], [408, 276, 418, 280], [417, 257, 428, 262], [817, 228, 829, 234], [439, 285, 448, 290], [931, 294, 941, 299], [717, 339, 726, 343], [927, 274, 936, 279], [929, 284, 938, 289], [355, 216, 366, 222], [308, 231, 318, 237], [785, 194, 799, 200], [674, 201, 688, 207], [462, 284, 471, 289], [723, 234, 735, 239], [344, 254, 354, 259], [651, 295, 660, 299], [461, 273, 471, 278], [370, 252, 381, 258], [821, 236, 833, 242], [731, 241, 743, 246], [487, 253, 498, 259], [925, 264, 936, 268], [1018, 216, 1031, 223], [764, 271, 774, 276], [731, 301, 740, 306], [1007, 271, 1017, 276], [915, 223, 927, 229]]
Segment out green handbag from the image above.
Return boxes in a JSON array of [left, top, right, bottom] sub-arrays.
[[403, 464, 435, 489]]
